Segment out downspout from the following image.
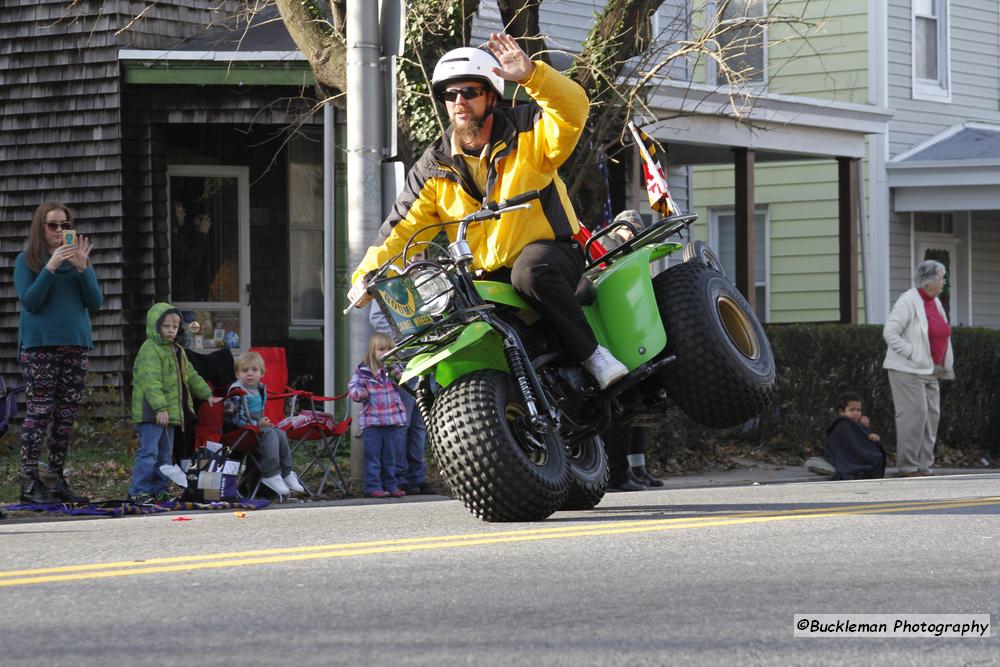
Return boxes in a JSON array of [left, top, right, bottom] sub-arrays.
[[858, 158, 869, 322], [323, 103, 337, 399]]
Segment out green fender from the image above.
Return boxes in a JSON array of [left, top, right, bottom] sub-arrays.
[[474, 281, 531, 309], [399, 321, 508, 387], [583, 242, 682, 370]]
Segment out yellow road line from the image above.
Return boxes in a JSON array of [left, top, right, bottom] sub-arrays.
[[1, 496, 997, 588]]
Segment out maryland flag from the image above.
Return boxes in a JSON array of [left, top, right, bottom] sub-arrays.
[[627, 121, 675, 217]]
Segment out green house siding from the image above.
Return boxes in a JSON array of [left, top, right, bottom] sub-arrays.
[[689, 1, 870, 324], [767, 4, 870, 103], [688, 0, 869, 103], [693, 159, 868, 323]]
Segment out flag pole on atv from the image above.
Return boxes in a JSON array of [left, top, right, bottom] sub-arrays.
[[627, 121, 677, 219]]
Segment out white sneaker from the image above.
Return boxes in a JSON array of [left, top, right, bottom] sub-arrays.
[[283, 471, 305, 494], [804, 456, 835, 476], [261, 474, 291, 496], [582, 345, 629, 390], [159, 464, 188, 487]]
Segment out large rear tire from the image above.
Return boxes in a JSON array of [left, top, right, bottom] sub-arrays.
[[560, 435, 608, 511], [653, 262, 775, 428], [429, 370, 570, 522]]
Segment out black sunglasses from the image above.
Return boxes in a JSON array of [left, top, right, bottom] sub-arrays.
[[439, 86, 487, 103], [45, 221, 74, 231]]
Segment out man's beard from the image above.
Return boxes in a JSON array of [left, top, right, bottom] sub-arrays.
[[451, 110, 488, 148]]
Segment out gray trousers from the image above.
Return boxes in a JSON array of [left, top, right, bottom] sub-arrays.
[[257, 426, 293, 477], [887, 369, 941, 473]]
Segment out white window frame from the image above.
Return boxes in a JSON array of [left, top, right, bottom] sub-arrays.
[[709, 206, 770, 322], [287, 131, 325, 328], [912, 211, 966, 324], [706, 0, 768, 90], [167, 164, 251, 353], [912, 0, 951, 102]]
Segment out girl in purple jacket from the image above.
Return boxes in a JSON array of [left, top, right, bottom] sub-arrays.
[[348, 332, 408, 498]]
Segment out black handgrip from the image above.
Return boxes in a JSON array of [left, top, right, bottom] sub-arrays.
[[501, 190, 540, 208]]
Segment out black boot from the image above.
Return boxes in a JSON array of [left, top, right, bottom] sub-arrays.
[[20, 472, 59, 504], [631, 465, 664, 488], [609, 473, 647, 492], [50, 474, 89, 504]]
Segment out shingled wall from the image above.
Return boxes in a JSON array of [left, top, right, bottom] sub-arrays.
[[0, 1, 243, 390]]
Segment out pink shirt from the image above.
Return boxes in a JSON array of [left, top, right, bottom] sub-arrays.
[[918, 288, 951, 365]]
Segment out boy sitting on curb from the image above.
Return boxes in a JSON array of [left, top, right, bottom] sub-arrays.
[[805, 393, 885, 480]]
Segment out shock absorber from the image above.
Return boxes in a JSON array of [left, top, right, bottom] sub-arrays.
[[502, 339, 540, 419]]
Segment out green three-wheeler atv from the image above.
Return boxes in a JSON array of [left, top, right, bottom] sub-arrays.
[[350, 191, 775, 522]]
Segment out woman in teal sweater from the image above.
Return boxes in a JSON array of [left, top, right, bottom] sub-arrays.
[[14, 202, 103, 504]]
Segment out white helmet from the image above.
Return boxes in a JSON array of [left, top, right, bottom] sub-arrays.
[[431, 47, 505, 98]]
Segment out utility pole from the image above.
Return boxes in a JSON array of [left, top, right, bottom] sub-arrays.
[[345, 3, 384, 479]]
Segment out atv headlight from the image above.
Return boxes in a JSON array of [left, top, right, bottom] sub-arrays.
[[412, 267, 453, 316]]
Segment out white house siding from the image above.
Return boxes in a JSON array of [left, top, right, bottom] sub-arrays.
[[971, 212, 1000, 328], [887, 205, 913, 298], [886, 0, 1000, 157], [886, 0, 1000, 324]]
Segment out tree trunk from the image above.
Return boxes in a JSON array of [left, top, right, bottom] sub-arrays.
[[274, 0, 347, 93], [496, 0, 550, 65]]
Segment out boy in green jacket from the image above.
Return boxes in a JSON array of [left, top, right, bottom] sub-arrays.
[[130, 303, 220, 501]]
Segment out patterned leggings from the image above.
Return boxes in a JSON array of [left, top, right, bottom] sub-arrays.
[[19, 347, 89, 476]]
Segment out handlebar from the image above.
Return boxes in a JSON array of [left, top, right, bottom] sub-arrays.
[[456, 190, 540, 246], [345, 191, 542, 314], [495, 190, 540, 209]]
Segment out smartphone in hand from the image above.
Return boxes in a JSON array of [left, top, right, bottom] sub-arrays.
[[62, 229, 77, 246]]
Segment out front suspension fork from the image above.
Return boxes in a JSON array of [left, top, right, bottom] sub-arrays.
[[489, 317, 559, 437]]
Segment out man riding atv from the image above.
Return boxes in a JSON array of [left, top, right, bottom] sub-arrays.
[[347, 32, 629, 390]]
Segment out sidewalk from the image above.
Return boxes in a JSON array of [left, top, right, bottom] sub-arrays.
[[654, 458, 1000, 490]]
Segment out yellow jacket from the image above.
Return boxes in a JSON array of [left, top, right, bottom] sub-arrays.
[[352, 61, 589, 283]]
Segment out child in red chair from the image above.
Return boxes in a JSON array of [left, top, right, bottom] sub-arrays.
[[225, 351, 305, 497], [348, 333, 407, 499]]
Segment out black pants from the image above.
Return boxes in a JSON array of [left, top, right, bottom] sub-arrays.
[[484, 240, 597, 362], [604, 424, 645, 485]]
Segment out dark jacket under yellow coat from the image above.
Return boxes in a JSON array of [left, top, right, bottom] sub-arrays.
[[352, 61, 589, 283], [131, 302, 213, 426]]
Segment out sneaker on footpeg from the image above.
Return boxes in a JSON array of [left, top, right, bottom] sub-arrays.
[[261, 474, 290, 496], [582, 345, 629, 390], [283, 471, 305, 494]]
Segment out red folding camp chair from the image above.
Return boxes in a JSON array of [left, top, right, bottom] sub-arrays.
[[193, 388, 273, 499], [282, 390, 352, 496], [249, 346, 292, 424]]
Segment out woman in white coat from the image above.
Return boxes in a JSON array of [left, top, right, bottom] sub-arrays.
[[882, 259, 954, 477]]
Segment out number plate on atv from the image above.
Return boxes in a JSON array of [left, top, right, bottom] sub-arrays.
[[372, 275, 437, 338]]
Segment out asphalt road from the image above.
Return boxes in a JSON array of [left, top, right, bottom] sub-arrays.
[[1, 473, 998, 666]]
